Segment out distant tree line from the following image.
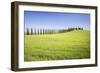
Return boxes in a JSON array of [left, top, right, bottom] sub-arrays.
[[25, 27, 83, 35], [58, 27, 83, 33]]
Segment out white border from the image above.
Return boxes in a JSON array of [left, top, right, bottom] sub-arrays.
[[18, 5, 96, 68]]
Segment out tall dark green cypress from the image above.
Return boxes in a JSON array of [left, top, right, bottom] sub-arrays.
[[45, 29, 47, 34], [34, 28, 36, 35], [31, 28, 33, 35], [40, 29, 42, 35], [27, 28, 29, 35], [37, 29, 39, 35], [43, 29, 44, 34]]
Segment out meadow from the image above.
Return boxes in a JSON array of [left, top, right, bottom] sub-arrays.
[[24, 30, 90, 61]]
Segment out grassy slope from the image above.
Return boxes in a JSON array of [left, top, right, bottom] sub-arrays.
[[24, 30, 90, 61]]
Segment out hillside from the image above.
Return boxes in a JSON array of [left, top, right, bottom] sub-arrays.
[[24, 30, 90, 61]]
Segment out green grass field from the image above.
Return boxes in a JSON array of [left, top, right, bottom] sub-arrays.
[[24, 30, 90, 61]]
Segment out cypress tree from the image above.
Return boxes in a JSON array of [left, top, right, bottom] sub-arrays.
[[34, 28, 36, 35], [27, 28, 29, 35], [37, 29, 39, 35], [44, 29, 46, 34], [40, 29, 42, 35], [43, 29, 45, 34], [31, 28, 33, 35]]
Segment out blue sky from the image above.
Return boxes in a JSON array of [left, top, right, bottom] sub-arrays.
[[24, 11, 90, 32]]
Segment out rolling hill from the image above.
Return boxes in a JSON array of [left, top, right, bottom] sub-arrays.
[[24, 30, 90, 61]]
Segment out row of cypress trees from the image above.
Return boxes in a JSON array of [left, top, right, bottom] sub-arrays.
[[25, 27, 83, 35], [26, 28, 49, 35]]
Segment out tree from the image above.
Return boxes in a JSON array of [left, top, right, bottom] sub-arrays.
[[44, 29, 46, 34], [40, 29, 42, 35], [31, 28, 33, 35], [34, 28, 36, 35], [37, 29, 39, 35], [27, 28, 29, 35], [42, 29, 44, 34]]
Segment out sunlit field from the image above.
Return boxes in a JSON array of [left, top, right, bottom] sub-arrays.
[[24, 30, 90, 61]]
